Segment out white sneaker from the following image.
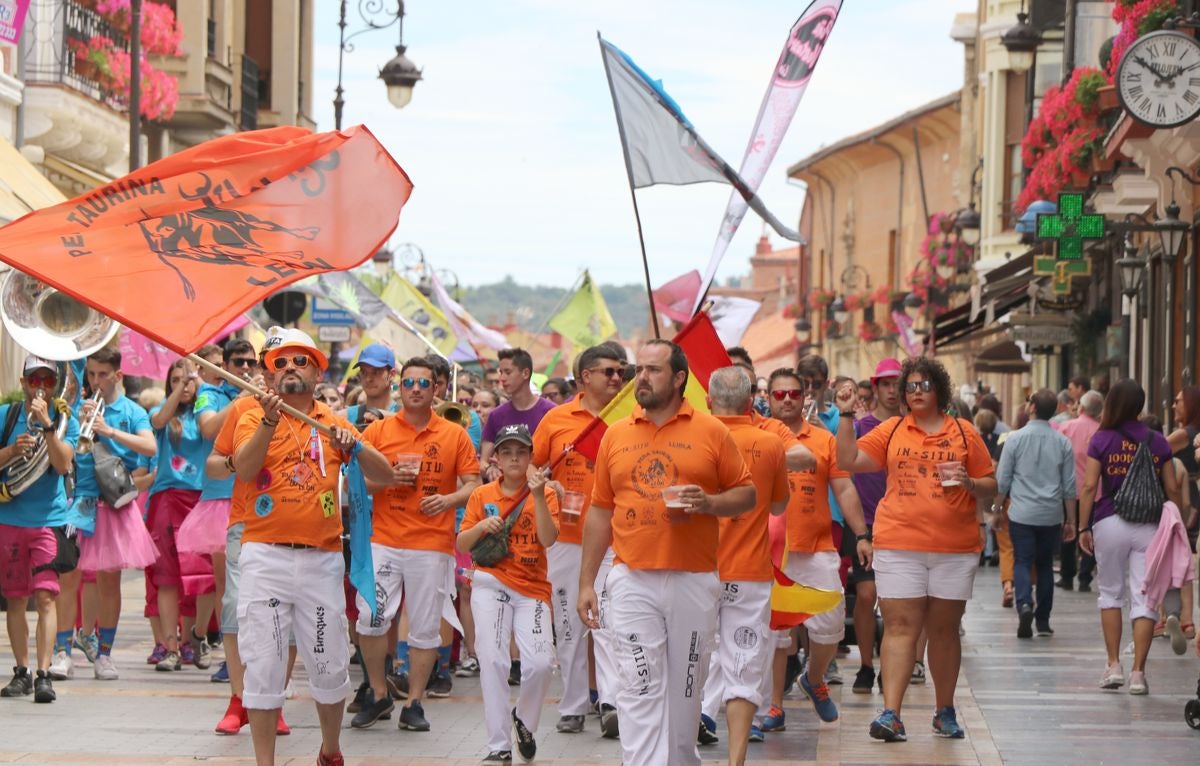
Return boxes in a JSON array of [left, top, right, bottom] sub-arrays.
[[48, 650, 73, 680], [93, 654, 119, 681]]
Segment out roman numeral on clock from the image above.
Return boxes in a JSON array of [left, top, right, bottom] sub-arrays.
[[1185, 90, 1199, 105]]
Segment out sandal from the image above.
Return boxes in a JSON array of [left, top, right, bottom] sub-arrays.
[[1184, 623, 1196, 640], [1153, 620, 1166, 638]]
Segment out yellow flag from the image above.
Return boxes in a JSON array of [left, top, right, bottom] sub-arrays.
[[548, 271, 616, 349], [379, 274, 459, 357]]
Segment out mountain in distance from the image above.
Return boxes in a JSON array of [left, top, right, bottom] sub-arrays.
[[459, 276, 651, 338]]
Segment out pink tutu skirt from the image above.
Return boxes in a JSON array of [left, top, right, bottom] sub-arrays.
[[176, 498, 230, 555], [79, 499, 159, 572]]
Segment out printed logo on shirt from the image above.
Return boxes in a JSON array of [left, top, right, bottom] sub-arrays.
[[319, 491, 336, 518], [630, 449, 679, 500], [484, 503, 500, 518], [254, 494, 274, 517], [194, 393, 210, 411], [255, 469, 272, 491]]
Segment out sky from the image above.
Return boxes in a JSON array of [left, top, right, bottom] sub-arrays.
[[311, 1, 976, 290]]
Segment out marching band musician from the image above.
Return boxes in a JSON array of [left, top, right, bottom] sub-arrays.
[[0, 355, 79, 703]]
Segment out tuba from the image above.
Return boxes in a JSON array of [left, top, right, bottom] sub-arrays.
[[0, 270, 117, 500], [435, 401, 472, 428]]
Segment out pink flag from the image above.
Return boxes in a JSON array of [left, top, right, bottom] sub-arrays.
[[0, 1, 31, 45], [119, 328, 179, 379], [891, 311, 923, 358], [653, 271, 702, 324]]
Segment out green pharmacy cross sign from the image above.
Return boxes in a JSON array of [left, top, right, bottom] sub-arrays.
[[1034, 192, 1105, 294]]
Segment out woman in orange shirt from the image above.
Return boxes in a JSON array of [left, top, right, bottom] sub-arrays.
[[457, 424, 559, 765], [834, 357, 995, 744]]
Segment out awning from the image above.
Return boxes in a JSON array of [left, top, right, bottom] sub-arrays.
[[934, 251, 1034, 349], [974, 339, 1031, 374], [0, 140, 67, 225]]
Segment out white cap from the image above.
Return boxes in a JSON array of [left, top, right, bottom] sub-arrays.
[[262, 326, 328, 371], [22, 355, 57, 375]]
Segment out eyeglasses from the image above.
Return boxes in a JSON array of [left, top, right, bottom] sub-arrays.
[[27, 374, 57, 388], [904, 380, 934, 394], [801, 379, 825, 391], [771, 389, 803, 401], [401, 378, 432, 389], [270, 354, 311, 370], [587, 366, 624, 378], [229, 358, 257, 369]]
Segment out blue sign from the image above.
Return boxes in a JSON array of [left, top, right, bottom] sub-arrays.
[[310, 297, 356, 326]]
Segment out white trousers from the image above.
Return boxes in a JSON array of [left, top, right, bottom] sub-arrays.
[[549, 542, 618, 716], [471, 571, 554, 752], [783, 550, 845, 644], [607, 565, 720, 766], [1093, 514, 1160, 621], [594, 548, 618, 708], [353, 545, 454, 649], [237, 543, 352, 710], [701, 579, 772, 718]]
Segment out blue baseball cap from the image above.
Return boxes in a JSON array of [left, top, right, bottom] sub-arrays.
[[354, 343, 395, 370]]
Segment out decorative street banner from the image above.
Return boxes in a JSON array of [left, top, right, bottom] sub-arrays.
[[693, 0, 842, 313], [0, 0, 30, 45], [892, 310, 923, 358], [548, 270, 617, 348], [0, 125, 412, 354]]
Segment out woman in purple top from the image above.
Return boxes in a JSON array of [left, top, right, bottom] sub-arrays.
[[1078, 379, 1180, 695]]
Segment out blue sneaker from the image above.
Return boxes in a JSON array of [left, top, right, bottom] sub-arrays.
[[760, 705, 785, 732], [800, 674, 838, 722], [869, 708, 907, 742], [932, 706, 965, 738], [210, 661, 229, 683], [748, 724, 765, 743]]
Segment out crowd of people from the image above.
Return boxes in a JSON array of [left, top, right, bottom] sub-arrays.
[[1, 329, 1198, 766]]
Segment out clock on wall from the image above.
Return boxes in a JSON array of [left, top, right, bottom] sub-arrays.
[[1116, 30, 1200, 129]]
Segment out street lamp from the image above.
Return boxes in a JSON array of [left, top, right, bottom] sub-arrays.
[[793, 317, 812, 344], [831, 296, 849, 325], [1117, 235, 1147, 298], [334, 0, 423, 131], [903, 291, 924, 318], [1000, 4, 1042, 75]]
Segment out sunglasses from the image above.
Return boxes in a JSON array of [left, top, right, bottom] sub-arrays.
[[27, 374, 57, 387], [270, 354, 312, 370], [401, 378, 432, 390], [801, 379, 825, 391], [905, 380, 934, 394], [588, 366, 624, 378], [229, 358, 257, 369], [771, 389, 804, 401]]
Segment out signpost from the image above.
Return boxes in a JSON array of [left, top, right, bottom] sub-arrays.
[[1034, 192, 1105, 294], [310, 297, 356, 325]]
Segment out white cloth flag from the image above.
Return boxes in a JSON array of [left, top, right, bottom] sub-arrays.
[[693, 0, 842, 313], [708, 296, 761, 346], [428, 271, 509, 358]]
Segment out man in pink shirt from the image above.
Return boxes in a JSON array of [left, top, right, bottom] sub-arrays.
[[1056, 390, 1103, 592]]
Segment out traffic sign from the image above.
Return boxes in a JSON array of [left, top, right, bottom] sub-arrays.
[[310, 297, 356, 325], [317, 325, 351, 342]]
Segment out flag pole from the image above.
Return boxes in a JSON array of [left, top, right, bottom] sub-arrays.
[[531, 269, 586, 337], [187, 354, 335, 436], [598, 32, 661, 339]]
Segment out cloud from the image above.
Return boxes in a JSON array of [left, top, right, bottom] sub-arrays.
[[312, 1, 974, 289]]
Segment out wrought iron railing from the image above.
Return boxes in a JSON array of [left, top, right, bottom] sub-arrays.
[[239, 54, 258, 131], [22, 0, 130, 108]]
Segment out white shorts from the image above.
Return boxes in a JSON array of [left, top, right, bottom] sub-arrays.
[[237, 543, 351, 710], [709, 580, 772, 708], [783, 550, 845, 644], [1093, 514, 1159, 621], [354, 545, 453, 649], [873, 549, 978, 601]]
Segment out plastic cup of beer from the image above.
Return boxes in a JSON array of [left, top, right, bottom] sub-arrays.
[[561, 491, 586, 527], [395, 453, 421, 486], [662, 485, 690, 522], [937, 461, 964, 487]]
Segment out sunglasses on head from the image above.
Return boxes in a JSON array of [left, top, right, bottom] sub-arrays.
[[771, 389, 804, 401], [230, 358, 257, 368], [905, 380, 933, 394], [588, 365, 624, 378], [401, 378, 432, 390], [270, 354, 312, 370]]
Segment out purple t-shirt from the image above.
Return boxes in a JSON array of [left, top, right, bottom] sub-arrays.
[[1087, 422, 1172, 525], [853, 413, 889, 526], [481, 396, 557, 443]]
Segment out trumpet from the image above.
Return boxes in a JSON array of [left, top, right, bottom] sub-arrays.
[[76, 392, 105, 455]]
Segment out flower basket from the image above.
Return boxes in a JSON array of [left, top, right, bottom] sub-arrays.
[[1096, 84, 1118, 112]]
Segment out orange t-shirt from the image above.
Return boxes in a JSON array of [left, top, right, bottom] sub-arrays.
[[752, 411, 800, 449], [214, 396, 261, 527], [233, 402, 356, 552], [531, 394, 599, 545], [360, 411, 479, 554], [590, 401, 753, 573], [715, 416, 788, 582], [785, 420, 848, 554], [856, 415, 994, 553], [461, 481, 560, 602]]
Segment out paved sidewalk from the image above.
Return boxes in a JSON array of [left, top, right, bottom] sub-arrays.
[[0, 569, 1195, 764]]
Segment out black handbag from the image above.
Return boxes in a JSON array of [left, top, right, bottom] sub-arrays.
[[92, 442, 139, 509], [1109, 428, 1166, 525], [470, 496, 529, 568]]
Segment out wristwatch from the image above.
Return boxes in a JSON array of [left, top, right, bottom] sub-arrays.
[[856, 530, 872, 543], [839, 410, 855, 419]]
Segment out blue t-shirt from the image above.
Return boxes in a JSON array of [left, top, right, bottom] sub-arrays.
[[194, 381, 240, 501], [148, 403, 209, 496], [817, 402, 845, 524], [0, 401, 79, 527], [467, 408, 482, 454], [94, 395, 153, 473]]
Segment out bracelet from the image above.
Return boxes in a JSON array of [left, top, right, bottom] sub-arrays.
[[224, 455, 235, 473], [839, 411, 855, 419], [260, 417, 278, 428]]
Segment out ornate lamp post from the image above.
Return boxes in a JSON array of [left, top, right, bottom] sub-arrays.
[[334, 0, 424, 130]]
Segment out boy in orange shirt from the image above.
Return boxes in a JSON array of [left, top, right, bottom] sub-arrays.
[[458, 424, 560, 765]]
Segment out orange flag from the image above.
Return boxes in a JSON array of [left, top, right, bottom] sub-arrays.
[[0, 125, 412, 354]]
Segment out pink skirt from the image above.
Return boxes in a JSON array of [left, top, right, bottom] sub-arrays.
[[79, 499, 159, 572], [176, 498, 230, 556]]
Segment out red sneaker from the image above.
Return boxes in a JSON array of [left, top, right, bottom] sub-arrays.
[[316, 752, 343, 766], [277, 710, 291, 736], [215, 695, 249, 735]]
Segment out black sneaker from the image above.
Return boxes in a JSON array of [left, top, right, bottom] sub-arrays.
[[852, 665, 876, 694], [1017, 604, 1034, 639], [782, 653, 802, 695], [1055, 579, 1074, 591], [508, 660, 522, 687], [697, 714, 719, 746], [350, 690, 394, 728], [427, 672, 453, 698], [399, 700, 431, 731], [1036, 622, 1055, 637], [387, 671, 409, 700], [512, 708, 537, 761], [33, 669, 55, 703], [481, 751, 512, 765], [0, 667, 31, 697], [1077, 581, 1092, 593], [599, 704, 620, 739], [347, 678, 371, 713]]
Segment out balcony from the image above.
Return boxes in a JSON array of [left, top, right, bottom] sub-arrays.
[[157, 50, 234, 134]]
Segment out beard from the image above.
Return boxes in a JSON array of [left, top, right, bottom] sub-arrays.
[[279, 376, 313, 395], [634, 385, 667, 409]]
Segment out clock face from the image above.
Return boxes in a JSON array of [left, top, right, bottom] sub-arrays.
[[1117, 31, 1200, 128]]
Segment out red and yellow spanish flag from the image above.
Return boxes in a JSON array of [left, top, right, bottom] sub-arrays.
[[0, 125, 412, 354], [767, 513, 842, 628], [573, 311, 731, 461]]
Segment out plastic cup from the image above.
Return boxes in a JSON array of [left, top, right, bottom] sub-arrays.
[[561, 491, 586, 526], [661, 485, 688, 508], [395, 453, 421, 486], [937, 461, 963, 487]]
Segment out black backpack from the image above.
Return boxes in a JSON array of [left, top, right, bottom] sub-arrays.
[[1104, 428, 1165, 526]]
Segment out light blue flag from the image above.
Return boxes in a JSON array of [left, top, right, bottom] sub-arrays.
[[343, 448, 379, 622]]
